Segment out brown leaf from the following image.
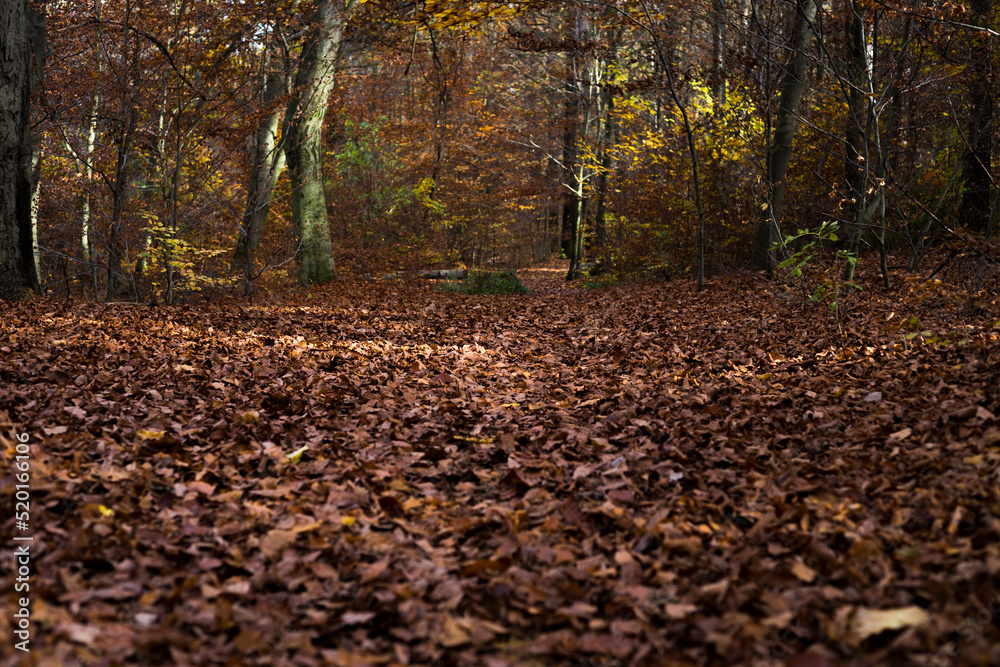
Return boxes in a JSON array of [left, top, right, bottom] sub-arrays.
[[260, 529, 297, 561], [377, 494, 406, 517], [438, 615, 471, 647]]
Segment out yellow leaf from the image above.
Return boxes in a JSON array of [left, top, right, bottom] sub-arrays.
[[341, 516, 356, 527], [98, 505, 115, 517], [136, 429, 167, 441], [285, 445, 309, 463]]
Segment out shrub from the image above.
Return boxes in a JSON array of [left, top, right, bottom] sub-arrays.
[[439, 269, 528, 295]]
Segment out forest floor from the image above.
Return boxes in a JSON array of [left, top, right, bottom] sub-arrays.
[[2, 258, 1000, 666]]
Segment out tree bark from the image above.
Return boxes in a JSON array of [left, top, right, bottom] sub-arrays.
[[285, 0, 353, 285], [752, 0, 817, 273], [234, 48, 288, 281], [841, 0, 870, 282], [28, 3, 45, 286], [843, 0, 866, 244], [594, 87, 614, 255], [560, 52, 579, 264], [711, 0, 727, 115], [0, 0, 39, 300], [959, 0, 994, 234]]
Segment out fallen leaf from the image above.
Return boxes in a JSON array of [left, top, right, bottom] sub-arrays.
[[849, 606, 930, 642], [260, 529, 297, 561]]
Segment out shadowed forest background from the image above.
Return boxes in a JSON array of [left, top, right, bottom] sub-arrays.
[[16, 0, 999, 299]]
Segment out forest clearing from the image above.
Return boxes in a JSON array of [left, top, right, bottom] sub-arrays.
[[2, 259, 999, 666]]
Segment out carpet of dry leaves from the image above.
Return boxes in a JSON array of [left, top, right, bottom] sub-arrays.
[[2, 260, 999, 667]]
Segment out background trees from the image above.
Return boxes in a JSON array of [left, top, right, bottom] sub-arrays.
[[10, 0, 998, 301]]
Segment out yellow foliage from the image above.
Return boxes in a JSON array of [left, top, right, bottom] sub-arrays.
[[139, 213, 229, 294]]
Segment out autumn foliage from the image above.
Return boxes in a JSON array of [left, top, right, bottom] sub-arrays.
[[19, 0, 997, 298]]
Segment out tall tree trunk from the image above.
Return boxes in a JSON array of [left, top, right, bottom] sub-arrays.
[[0, 0, 38, 300], [560, 54, 579, 263], [874, 17, 911, 288], [712, 0, 727, 115], [568, 36, 598, 282], [28, 3, 45, 287], [843, 0, 866, 244], [106, 110, 136, 300], [594, 28, 620, 261], [752, 0, 817, 273], [105, 0, 143, 301], [81, 93, 98, 266], [959, 0, 994, 234], [842, 0, 871, 282], [285, 0, 353, 285], [594, 88, 614, 255], [425, 26, 452, 207], [234, 50, 288, 282]]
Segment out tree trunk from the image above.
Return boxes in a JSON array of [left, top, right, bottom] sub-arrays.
[[712, 0, 727, 115], [285, 0, 353, 285], [594, 89, 614, 255], [0, 0, 38, 301], [752, 0, 817, 273], [234, 50, 288, 282], [81, 93, 99, 267], [560, 55, 579, 264], [959, 0, 993, 234], [842, 0, 870, 282], [594, 29, 620, 259], [568, 39, 598, 282], [28, 3, 45, 287], [843, 0, 866, 246], [106, 103, 137, 301]]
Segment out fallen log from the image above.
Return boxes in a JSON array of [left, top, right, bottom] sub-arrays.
[[420, 269, 468, 280]]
